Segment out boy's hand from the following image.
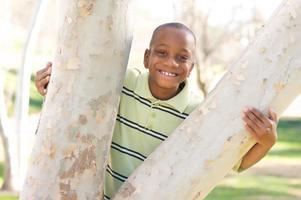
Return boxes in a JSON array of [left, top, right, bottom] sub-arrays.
[[242, 107, 278, 149], [35, 62, 52, 96]]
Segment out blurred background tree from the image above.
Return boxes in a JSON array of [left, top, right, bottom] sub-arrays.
[[179, 0, 264, 97]]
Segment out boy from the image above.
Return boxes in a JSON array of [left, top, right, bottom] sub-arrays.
[[35, 23, 278, 199]]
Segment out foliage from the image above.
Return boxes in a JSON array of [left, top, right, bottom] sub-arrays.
[[0, 162, 18, 200], [4, 69, 43, 116]]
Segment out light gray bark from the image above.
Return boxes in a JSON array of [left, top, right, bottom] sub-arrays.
[[21, 0, 132, 199], [113, 0, 301, 199]]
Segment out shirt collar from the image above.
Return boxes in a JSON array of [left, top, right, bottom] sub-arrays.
[[135, 71, 190, 113]]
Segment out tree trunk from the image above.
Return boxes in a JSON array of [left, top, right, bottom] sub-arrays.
[[0, 0, 14, 191], [15, 0, 50, 190], [21, 0, 132, 199], [113, 0, 301, 199], [0, 70, 13, 190], [0, 122, 12, 191]]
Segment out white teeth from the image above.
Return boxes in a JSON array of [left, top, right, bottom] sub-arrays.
[[160, 70, 176, 77]]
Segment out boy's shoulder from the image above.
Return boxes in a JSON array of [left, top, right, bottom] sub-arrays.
[[185, 90, 203, 114], [123, 67, 144, 89]]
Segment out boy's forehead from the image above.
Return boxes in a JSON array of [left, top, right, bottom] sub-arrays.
[[150, 27, 196, 50]]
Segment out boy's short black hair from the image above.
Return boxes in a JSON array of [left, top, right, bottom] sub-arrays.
[[149, 22, 196, 47]]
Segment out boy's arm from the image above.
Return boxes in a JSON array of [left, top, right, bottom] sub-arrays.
[[239, 108, 278, 171]]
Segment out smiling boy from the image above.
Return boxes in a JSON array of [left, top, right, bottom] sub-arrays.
[[35, 23, 278, 199]]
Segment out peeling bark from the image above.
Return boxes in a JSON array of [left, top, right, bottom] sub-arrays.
[[21, 0, 132, 199], [114, 0, 301, 199]]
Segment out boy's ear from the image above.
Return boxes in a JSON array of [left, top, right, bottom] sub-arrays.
[[188, 63, 194, 76], [144, 49, 150, 69]]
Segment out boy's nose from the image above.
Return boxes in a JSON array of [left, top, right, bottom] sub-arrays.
[[164, 57, 178, 68]]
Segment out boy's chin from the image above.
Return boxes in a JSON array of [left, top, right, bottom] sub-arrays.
[[155, 82, 181, 91]]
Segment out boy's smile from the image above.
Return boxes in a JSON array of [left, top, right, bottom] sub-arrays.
[[159, 70, 176, 77], [144, 26, 195, 100]]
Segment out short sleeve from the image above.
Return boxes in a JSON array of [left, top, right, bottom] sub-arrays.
[[232, 158, 243, 173], [123, 68, 142, 88]]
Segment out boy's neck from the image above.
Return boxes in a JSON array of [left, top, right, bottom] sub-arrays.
[[148, 82, 185, 100]]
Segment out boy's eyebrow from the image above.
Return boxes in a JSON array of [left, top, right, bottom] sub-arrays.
[[154, 44, 192, 54], [181, 48, 192, 54], [154, 44, 168, 48]]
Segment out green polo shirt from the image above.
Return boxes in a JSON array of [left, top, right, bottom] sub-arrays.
[[104, 68, 200, 199]]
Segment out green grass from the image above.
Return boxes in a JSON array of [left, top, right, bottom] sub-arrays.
[[206, 119, 301, 199], [206, 175, 301, 200], [266, 120, 301, 160]]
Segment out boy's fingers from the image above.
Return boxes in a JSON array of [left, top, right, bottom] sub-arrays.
[[243, 110, 262, 130], [37, 86, 46, 96], [249, 107, 273, 130], [246, 111, 271, 135], [41, 68, 52, 78], [35, 62, 52, 96], [249, 108, 268, 125], [39, 76, 50, 88], [36, 77, 49, 91], [36, 69, 46, 81], [36, 67, 52, 82], [243, 113, 261, 133], [37, 62, 52, 76]]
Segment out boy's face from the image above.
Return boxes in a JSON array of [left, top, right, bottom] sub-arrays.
[[144, 27, 195, 99]]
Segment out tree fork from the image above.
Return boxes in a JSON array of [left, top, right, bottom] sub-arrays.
[[114, 0, 301, 199], [21, 0, 132, 199]]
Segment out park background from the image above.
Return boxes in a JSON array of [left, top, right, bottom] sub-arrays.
[[0, 0, 300, 199]]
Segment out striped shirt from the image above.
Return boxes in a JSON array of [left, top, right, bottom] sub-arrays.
[[104, 68, 200, 199]]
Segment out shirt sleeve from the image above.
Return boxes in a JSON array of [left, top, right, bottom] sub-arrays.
[[232, 137, 257, 173], [123, 68, 142, 87], [232, 158, 243, 172]]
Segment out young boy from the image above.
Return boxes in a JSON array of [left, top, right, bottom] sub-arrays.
[[35, 23, 278, 199]]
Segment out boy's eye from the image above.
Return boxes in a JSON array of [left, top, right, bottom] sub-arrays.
[[178, 55, 189, 62], [155, 50, 167, 56]]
